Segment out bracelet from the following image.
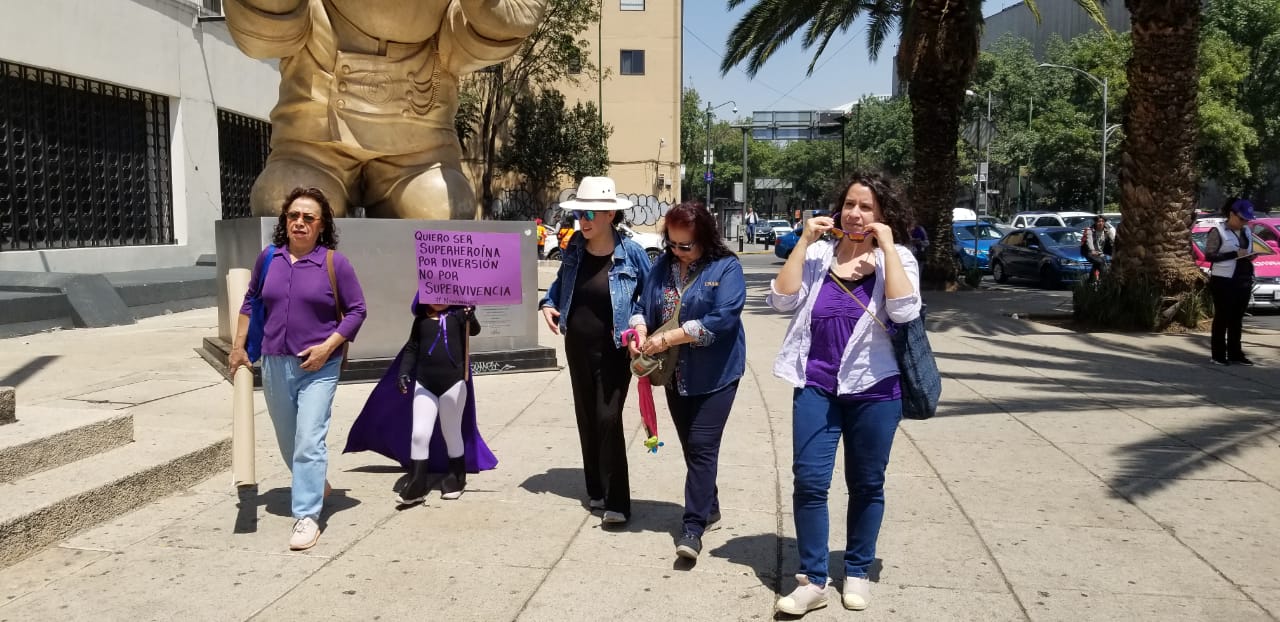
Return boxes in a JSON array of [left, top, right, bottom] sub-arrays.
[[661, 334, 669, 348]]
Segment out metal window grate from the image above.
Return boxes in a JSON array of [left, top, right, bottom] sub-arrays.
[[217, 109, 271, 219], [202, 0, 223, 15], [0, 60, 174, 251]]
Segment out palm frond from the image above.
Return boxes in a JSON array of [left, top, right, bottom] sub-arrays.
[[723, 0, 902, 77]]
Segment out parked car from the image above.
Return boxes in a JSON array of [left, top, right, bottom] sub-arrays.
[[1009, 211, 1096, 230], [990, 227, 1092, 288], [758, 219, 793, 243], [545, 221, 663, 263], [953, 221, 1009, 273], [773, 225, 803, 260], [1191, 218, 1280, 309]]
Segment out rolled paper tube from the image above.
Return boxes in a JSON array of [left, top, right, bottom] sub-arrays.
[[226, 269, 251, 343], [232, 365, 257, 487]]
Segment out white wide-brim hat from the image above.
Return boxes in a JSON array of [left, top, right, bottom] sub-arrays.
[[560, 176, 633, 211]]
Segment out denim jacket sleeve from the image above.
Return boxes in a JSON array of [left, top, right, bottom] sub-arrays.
[[689, 257, 747, 344], [630, 255, 665, 328], [540, 255, 568, 310]]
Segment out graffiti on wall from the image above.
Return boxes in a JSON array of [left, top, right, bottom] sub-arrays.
[[491, 187, 673, 227]]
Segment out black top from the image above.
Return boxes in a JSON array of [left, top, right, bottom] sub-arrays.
[[399, 306, 481, 395], [568, 250, 613, 339]]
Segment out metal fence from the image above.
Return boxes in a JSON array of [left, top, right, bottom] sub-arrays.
[[217, 109, 271, 219], [0, 60, 174, 251]]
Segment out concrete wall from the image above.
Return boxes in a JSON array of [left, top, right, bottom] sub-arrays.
[[559, 1, 682, 203], [0, 0, 278, 273]]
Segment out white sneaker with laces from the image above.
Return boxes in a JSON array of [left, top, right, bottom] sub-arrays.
[[842, 576, 871, 610], [774, 574, 828, 616], [289, 517, 321, 551]]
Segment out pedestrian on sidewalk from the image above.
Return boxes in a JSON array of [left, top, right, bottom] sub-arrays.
[[539, 176, 652, 526], [229, 186, 367, 552], [394, 302, 482, 504], [746, 207, 758, 243], [1082, 215, 1115, 283], [766, 172, 921, 615], [1204, 197, 1259, 366], [630, 201, 747, 562]]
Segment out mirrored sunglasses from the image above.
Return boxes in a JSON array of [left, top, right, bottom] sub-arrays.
[[829, 227, 867, 242], [665, 240, 696, 252], [572, 210, 598, 221]]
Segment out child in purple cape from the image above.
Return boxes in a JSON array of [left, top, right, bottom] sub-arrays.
[[343, 295, 497, 505]]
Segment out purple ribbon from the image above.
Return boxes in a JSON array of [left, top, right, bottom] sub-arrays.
[[424, 311, 457, 366]]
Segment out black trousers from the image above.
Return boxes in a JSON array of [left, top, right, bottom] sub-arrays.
[[1209, 276, 1251, 361], [666, 380, 739, 536], [565, 332, 632, 516]]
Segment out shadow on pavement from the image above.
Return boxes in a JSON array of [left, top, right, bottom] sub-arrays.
[[232, 486, 362, 534], [1111, 416, 1280, 499], [709, 533, 883, 591], [0, 354, 59, 387], [520, 468, 686, 533]]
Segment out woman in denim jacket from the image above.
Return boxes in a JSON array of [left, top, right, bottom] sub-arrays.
[[539, 177, 651, 526], [768, 173, 921, 616], [630, 202, 747, 561]]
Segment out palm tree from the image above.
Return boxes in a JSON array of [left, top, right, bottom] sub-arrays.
[[1112, 0, 1203, 305], [721, 0, 1103, 289]]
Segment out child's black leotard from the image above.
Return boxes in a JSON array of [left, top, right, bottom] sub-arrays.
[[399, 307, 481, 395]]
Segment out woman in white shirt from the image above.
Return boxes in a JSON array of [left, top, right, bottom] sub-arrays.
[[766, 172, 922, 616], [1203, 198, 1258, 366]]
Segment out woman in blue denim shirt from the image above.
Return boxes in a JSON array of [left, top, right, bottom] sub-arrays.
[[630, 202, 747, 561], [539, 177, 651, 526], [768, 172, 921, 616]]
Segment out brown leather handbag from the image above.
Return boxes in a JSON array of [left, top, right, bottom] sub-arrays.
[[325, 250, 351, 372]]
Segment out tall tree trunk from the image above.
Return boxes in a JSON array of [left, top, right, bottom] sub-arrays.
[[479, 64, 504, 219], [1114, 0, 1202, 296], [899, 0, 981, 289]]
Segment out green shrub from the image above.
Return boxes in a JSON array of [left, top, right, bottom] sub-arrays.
[[964, 267, 983, 288], [1073, 277, 1211, 331]]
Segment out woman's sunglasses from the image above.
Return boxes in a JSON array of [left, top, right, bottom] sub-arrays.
[[665, 240, 696, 252], [287, 211, 318, 224], [572, 210, 598, 221], [829, 228, 867, 242]]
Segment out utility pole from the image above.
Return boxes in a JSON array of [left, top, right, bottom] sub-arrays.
[[703, 100, 737, 210]]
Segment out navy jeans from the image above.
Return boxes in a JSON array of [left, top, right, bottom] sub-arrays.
[[666, 380, 739, 536], [792, 386, 901, 585]]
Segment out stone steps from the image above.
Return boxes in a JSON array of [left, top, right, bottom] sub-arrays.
[[0, 425, 229, 568], [0, 406, 133, 483]]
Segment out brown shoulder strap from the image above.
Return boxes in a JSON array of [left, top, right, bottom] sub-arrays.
[[326, 250, 343, 322]]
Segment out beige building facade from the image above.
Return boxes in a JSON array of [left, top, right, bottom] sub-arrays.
[[559, 1, 682, 211]]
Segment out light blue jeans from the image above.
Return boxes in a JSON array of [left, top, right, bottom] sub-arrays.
[[261, 355, 341, 520]]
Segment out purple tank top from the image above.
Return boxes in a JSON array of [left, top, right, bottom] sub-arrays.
[[804, 272, 901, 402]]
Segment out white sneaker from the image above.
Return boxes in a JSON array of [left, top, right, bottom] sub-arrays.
[[289, 517, 321, 551], [601, 510, 627, 525], [774, 575, 828, 616], [842, 576, 871, 610]]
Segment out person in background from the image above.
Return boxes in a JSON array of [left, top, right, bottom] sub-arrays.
[[630, 202, 747, 562], [767, 172, 921, 615], [1204, 198, 1258, 366], [1082, 215, 1115, 282], [536, 218, 547, 259], [909, 223, 929, 264], [229, 186, 367, 551], [558, 214, 577, 253], [746, 207, 759, 243], [539, 177, 652, 526]]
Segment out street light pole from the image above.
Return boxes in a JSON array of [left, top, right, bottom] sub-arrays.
[[1038, 63, 1109, 212], [985, 90, 992, 216], [704, 100, 737, 210]]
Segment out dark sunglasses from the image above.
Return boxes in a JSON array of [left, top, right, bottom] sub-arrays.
[[665, 239, 696, 252], [572, 210, 598, 221], [287, 211, 318, 224]]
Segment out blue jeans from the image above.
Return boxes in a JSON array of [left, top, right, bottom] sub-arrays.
[[665, 380, 738, 536], [261, 355, 341, 520], [792, 387, 901, 585]]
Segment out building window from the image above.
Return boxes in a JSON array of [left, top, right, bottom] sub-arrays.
[[201, 0, 223, 14], [217, 110, 271, 219], [621, 0, 645, 10], [0, 60, 174, 251], [620, 50, 645, 75]]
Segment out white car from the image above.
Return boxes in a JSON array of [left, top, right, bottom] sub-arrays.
[[545, 220, 663, 264], [757, 219, 793, 243], [1010, 211, 1098, 230]]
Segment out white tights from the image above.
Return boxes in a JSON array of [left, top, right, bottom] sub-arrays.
[[411, 381, 467, 461]]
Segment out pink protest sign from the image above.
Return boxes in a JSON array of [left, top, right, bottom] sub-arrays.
[[415, 230, 523, 305]]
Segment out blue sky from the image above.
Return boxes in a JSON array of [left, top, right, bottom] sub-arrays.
[[684, 0, 1020, 122]]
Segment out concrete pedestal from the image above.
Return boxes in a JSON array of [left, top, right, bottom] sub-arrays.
[[202, 218, 557, 382]]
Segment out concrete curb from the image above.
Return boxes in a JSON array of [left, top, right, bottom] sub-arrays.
[[0, 436, 231, 568], [0, 410, 133, 483]]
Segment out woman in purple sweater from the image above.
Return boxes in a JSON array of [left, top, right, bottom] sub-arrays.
[[766, 172, 922, 616], [229, 187, 367, 552]]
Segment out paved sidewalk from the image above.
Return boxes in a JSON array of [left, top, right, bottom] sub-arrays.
[[1, 275, 1279, 621]]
